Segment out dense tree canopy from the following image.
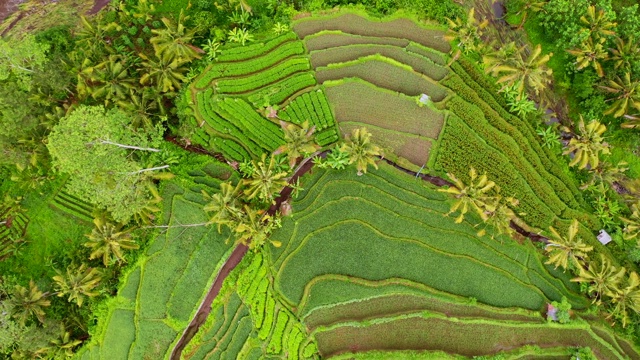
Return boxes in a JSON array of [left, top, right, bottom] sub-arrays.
[[47, 105, 164, 222]]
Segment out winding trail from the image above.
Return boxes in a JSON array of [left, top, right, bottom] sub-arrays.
[[169, 152, 550, 359]]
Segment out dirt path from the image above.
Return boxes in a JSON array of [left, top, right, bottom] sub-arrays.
[[86, 0, 109, 15], [169, 243, 248, 360]]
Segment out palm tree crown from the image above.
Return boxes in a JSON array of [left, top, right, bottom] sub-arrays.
[[562, 116, 610, 169], [439, 167, 498, 224], [53, 264, 102, 307], [84, 217, 139, 266], [10, 280, 50, 325], [340, 127, 383, 176], [243, 154, 288, 203], [572, 253, 625, 304], [545, 219, 593, 270], [274, 120, 320, 167]]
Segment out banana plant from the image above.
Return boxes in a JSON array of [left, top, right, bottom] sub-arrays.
[[600, 72, 640, 118], [567, 37, 608, 77]]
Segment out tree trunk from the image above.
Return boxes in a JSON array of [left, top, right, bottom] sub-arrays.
[[128, 165, 170, 175]]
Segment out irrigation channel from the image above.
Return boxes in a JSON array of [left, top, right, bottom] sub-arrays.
[[168, 147, 551, 359]]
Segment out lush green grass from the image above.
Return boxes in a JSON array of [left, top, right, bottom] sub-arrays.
[[269, 164, 585, 311], [0, 176, 91, 281], [99, 309, 136, 360], [292, 12, 451, 53], [313, 311, 630, 359]]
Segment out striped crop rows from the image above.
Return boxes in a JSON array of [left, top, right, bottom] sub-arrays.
[[216, 32, 299, 62], [50, 190, 94, 222], [246, 71, 317, 107], [214, 57, 311, 94], [279, 89, 339, 146]]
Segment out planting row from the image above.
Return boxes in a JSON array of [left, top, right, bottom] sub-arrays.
[[215, 57, 311, 94], [292, 12, 451, 53], [310, 44, 449, 81], [304, 30, 410, 52], [196, 40, 306, 88], [279, 89, 335, 131], [217, 32, 299, 62], [184, 252, 318, 359], [50, 190, 94, 222], [246, 71, 317, 107], [212, 97, 285, 151], [316, 57, 448, 101], [269, 165, 584, 311], [313, 311, 632, 359]]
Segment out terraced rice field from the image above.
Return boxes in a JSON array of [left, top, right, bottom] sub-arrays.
[[324, 79, 443, 166], [435, 58, 603, 252], [183, 252, 317, 360], [269, 163, 584, 310], [77, 162, 236, 360]]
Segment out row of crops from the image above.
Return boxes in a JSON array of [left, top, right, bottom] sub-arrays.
[[50, 189, 94, 222], [278, 89, 339, 146], [77, 161, 237, 360], [435, 58, 604, 253], [183, 252, 318, 359]]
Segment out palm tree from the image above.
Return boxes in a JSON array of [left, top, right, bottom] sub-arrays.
[[116, 88, 159, 130], [579, 5, 617, 40], [571, 253, 625, 304], [91, 55, 136, 106], [340, 127, 383, 176], [545, 219, 593, 271], [562, 116, 610, 169], [243, 154, 288, 203], [621, 202, 640, 241], [75, 16, 110, 54], [203, 181, 244, 233], [138, 53, 188, 93], [150, 10, 201, 63], [478, 196, 519, 239], [609, 37, 640, 72], [273, 121, 320, 167], [444, 8, 489, 64], [52, 264, 101, 307], [482, 41, 518, 74], [49, 323, 82, 358], [487, 44, 553, 100], [567, 37, 608, 77], [606, 271, 640, 328], [511, 1, 547, 28], [10, 280, 50, 325], [439, 167, 499, 224], [84, 217, 139, 266], [233, 205, 281, 250], [600, 72, 640, 118], [580, 160, 628, 192]]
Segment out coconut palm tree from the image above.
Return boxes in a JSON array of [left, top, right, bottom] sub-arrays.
[[150, 10, 201, 63], [10, 280, 50, 325], [545, 219, 593, 271], [52, 264, 101, 307], [233, 205, 281, 250], [138, 53, 188, 93], [572, 253, 625, 304], [84, 217, 139, 266], [478, 196, 519, 239], [567, 37, 608, 77], [116, 88, 159, 131], [482, 41, 518, 74], [580, 160, 628, 192], [600, 72, 640, 118], [622, 202, 640, 241], [579, 5, 617, 40], [487, 44, 553, 100], [49, 323, 82, 358], [609, 37, 640, 72], [91, 55, 136, 106], [243, 154, 288, 203], [511, 1, 547, 28], [562, 116, 610, 170], [203, 181, 244, 233], [273, 121, 320, 167], [606, 271, 640, 328], [439, 167, 499, 224], [340, 128, 383, 176], [444, 8, 489, 64]]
